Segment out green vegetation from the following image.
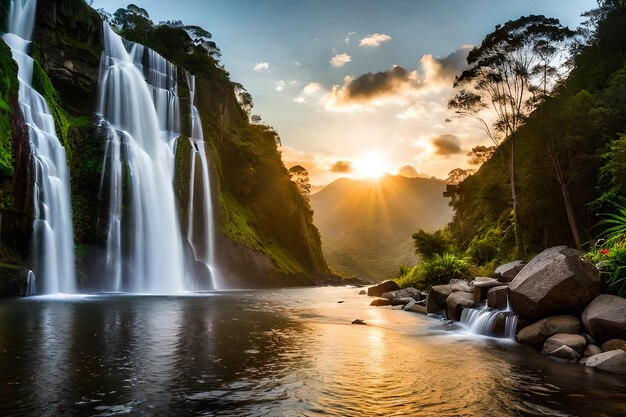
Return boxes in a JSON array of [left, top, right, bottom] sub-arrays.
[[0, 39, 17, 178], [412, 229, 453, 260], [396, 253, 471, 291], [587, 206, 626, 296]]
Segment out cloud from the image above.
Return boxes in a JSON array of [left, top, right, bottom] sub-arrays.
[[420, 46, 471, 86], [330, 53, 352, 68], [330, 161, 352, 173], [359, 33, 392, 47], [276, 80, 286, 92], [302, 82, 322, 95], [397, 165, 419, 178], [345, 31, 357, 45], [432, 134, 463, 155], [294, 96, 306, 104], [254, 62, 270, 72]]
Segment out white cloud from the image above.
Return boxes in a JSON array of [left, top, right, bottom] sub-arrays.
[[302, 82, 322, 95], [330, 53, 352, 67], [359, 33, 392, 47], [294, 96, 306, 103], [276, 80, 286, 92], [345, 31, 357, 45], [254, 62, 270, 72]]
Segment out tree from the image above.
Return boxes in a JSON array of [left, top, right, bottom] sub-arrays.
[[449, 15, 574, 258], [467, 145, 496, 166], [288, 165, 311, 201], [446, 168, 474, 184], [412, 230, 452, 260]]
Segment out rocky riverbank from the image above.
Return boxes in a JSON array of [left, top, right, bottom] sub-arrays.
[[365, 246, 626, 376]]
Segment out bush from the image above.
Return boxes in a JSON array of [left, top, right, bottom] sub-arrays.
[[412, 229, 453, 260], [395, 253, 472, 290], [587, 206, 626, 296]]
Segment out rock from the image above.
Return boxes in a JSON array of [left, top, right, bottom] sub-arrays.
[[359, 290, 366, 295], [445, 291, 476, 321], [600, 339, 626, 352], [392, 297, 414, 306], [381, 287, 419, 300], [542, 334, 587, 356], [581, 294, 626, 342], [370, 298, 392, 307], [403, 300, 417, 310], [0, 265, 36, 297], [472, 278, 504, 303], [352, 319, 367, 325], [450, 279, 473, 293], [509, 246, 600, 320], [544, 345, 582, 362], [407, 304, 427, 314], [584, 345, 603, 357], [367, 280, 400, 297], [495, 260, 526, 282], [584, 350, 626, 375], [487, 286, 509, 309], [516, 315, 582, 345], [426, 285, 453, 313], [583, 333, 596, 345]]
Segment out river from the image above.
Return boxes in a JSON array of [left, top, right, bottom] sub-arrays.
[[0, 287, 624, 416]]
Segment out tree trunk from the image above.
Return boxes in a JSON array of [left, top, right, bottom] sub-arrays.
[[510, 135, 525, 258]]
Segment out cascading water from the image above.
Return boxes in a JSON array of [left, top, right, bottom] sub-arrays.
[[460, 303, 519, 339], [185, 72, 219, 290], [3, 0, 76, 293], [97, 22, 185, 293]]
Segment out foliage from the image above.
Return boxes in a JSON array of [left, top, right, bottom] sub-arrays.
[[288, 165, 311, 201], [0, 39, 17, 178], [396, 253, 471, 290], [412, 229, 453, 260]]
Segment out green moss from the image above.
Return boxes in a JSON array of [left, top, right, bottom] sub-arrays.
[[0, 39, 18, 178]]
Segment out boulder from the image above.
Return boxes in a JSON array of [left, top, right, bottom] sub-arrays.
[[407, 304, 427, 314], [392, 297, 414, 306], [544, 345, 581, 362], [508, 246, 600, 320], [495, 260, 526, 283], [367, 280, 400, 297], [426, 285, 452, 313], [581, 294, 626, 342], [584, 350, 626, 375], [472, 277, 504, 303], [584, 344, 603, 357], [542, 334, 587, 356], [381, 287, 419, 301], [600, 339, 626, 352], [487, 286, 509, 309], [450, 279, 473, 293], [403, 299, 417, 310], [446, 291, 476, 321], [583, 333, 596, 345], [370, 298, 392, 307], [516, 315, 582, 345], [0, 265, 36, 297]]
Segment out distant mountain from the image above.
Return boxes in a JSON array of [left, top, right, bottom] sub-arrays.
[[310, 175, 453, 282]]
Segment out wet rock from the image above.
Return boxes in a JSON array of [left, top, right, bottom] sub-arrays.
[[392, 297, 414, 306], [446, 291, 476, 321], [0, 265, 35, 297], [487, 286, 509, 309], [583, 333, 596, 345], [473, 277, 504, 303], [545, 345, 581, 362], [426, 285, 453, 314], [509, 246, 600, 320], [582, 294, 626, 342], [352, 319, 367, 325], [516, 315, 582, 345], [403, 299, 417, 310], [381, 287, 418, 299], [600, 339, 626, 352], [407, 303, 427, 314], [367, 280, 400, 297], [584, 344, 603, 357], [542, 334, 587, 356], [495, 260, 526, 283], [359, 290, 366, 295], [450, 279, 473, 293], [370, 298, 392, 307], [584, 350, 626, 375]]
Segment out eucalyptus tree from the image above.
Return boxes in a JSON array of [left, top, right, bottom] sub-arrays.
[[449, 15, 574, 257]]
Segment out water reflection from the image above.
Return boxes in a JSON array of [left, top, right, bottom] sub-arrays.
[[0, 288, 625, 416]]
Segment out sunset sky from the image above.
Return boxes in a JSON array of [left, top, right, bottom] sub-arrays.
[[93, 0, 596, 187]]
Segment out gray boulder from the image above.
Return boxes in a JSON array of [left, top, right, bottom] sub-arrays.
[[544, 345, 581, 362], [585, 350, 626, 375], [600, 339, 626, 352], [367, 280, 400, 297], [446, 291, 476, 321], [450, 279, 473, 293], [516, 315, 582, 345], [581, 294, 626, 342], [426, 285, 452, 313], [542, 334, 587, 356], [487, 286, 509, 309], [584, 344, 603, 357], [392, 297, 414, 306], [495, 260, 526, 283], [509, 246, 600, 320], [473, 277, 504, 302]]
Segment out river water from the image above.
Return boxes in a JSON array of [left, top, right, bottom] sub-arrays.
[[0, 287, 624, 416]]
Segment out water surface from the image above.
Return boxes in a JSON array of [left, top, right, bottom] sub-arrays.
[[1, 287, 625, 416]]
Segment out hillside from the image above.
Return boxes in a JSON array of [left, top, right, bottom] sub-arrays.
[[311, 175, 452, 281]]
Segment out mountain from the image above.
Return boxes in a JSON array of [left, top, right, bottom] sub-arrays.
[[310, 175, 453, 281]]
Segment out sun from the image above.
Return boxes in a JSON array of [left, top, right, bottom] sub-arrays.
[[353, 153, 389, 180]]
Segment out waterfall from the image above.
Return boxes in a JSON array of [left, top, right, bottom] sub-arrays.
[[25, 270, 36, 296], [185, 72, 219, 290], [97, 22, 185, 293], [460, 306, 518, 339], [2, 0, 76, 293]]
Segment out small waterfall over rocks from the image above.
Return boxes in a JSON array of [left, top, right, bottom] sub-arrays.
[[3, 0, 76, 293], [97, 22, 185, 293], [460, 303, 519, 339]]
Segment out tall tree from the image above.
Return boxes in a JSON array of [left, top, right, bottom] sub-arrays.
[[449, 15, 574, 258]]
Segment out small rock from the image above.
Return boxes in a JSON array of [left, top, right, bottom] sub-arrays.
[[370, 298, 392, 307], [487, 285, 509, 309], [359, 290, 366, 295], [450, 279, 473, 293], [337, 301, 345, 303], [367, 280, 400, 297], [584, 344, 603, 357], [495, 260, 526, 283], [407, 303, 427, 314], [544, 345, 582, 362], [582, 333, 596, 345], [403, 299, 417, 310], [426, 285, 453, 314], [473, 278, 505, 303], [542, 334, 587, 356], [381, 287, 419, 300], [392, 297, 415, 306], [516, 315, 581, 345], [352, 319, 367, 325], [601, 339, 626, 352], [585, 350, 626, 375]]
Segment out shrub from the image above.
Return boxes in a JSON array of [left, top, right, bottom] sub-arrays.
[[412, 229, 453, 260], [395, 253, 472, 290]]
